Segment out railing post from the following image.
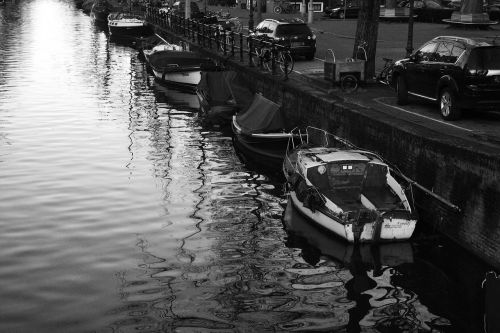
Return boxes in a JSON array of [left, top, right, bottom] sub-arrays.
[[239, 33, 244, 62], [215, 26, 220, 52], [196, 21, 200, 44], [230, 31, 234, 57], [248, 36, 253, 67], [271, 41, 276, 75], [208, 25, 212, 49], [284, 46, 290, 80], [201, 24, 206, 48]]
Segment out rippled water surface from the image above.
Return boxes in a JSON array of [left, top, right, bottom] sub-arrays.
[[0, 1, 493, 332]]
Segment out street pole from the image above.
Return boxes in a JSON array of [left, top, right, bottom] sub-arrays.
[[307, 0, 313, 24], [249, 0, 254, 30], [186, 0, 191, 19], [406, 0, 414, 56]]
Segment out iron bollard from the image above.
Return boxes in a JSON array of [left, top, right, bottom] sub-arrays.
[[239, 33, 243, 62], [230, 31, 234, 57], [271, 41, 276, 75], [248, 36, 253, 67]]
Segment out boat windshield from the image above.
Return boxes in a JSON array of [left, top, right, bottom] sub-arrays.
[[307, 162, 388, 191]]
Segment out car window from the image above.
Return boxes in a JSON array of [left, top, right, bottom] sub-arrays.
[[467, 46, 500, 70], [275, 24, 311, 37], [435, 42, 452, 62], [450, 44, 465, 62], [416, 41, 438, 61], [435, 41, 463, 63]]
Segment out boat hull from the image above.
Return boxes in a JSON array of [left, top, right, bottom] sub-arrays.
[[108, 24, 152, 36], [146, 50, 214, 89], [289, 191, 417, 243], [151, 67, 201, 88]]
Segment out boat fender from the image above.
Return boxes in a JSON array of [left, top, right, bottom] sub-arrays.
[[372, 214, 383, 243]]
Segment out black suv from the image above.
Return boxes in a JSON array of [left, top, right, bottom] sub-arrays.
[[251, 18, 316, 60], [391, 36, 500, 120]]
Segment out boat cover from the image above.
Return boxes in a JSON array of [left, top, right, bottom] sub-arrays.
[[198, 71, 236, 105], [235, 94, 284, 134]]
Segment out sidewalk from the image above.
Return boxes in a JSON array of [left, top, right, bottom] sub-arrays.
[[205, 4, 500, 71]]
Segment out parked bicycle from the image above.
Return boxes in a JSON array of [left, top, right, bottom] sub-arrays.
[[217, 17, 242, 53], [376, 57, 394, 85], [220, 17, 242, 33], [251, 44, 294, 75], [273, 2, 298, 14]]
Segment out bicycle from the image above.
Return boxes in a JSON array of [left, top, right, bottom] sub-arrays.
[[251, 44, 294, 75], [376, 57, 394, 86], [222, 17, 242, 33], [273, 2, 298, 14], [217, 18, 242, 53]]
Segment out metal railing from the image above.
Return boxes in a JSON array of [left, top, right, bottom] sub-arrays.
[[146, 7, 292, 79]]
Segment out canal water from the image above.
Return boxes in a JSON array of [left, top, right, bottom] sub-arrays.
[[0, 0, 494, 332]]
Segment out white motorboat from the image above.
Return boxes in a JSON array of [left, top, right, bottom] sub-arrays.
[[283, 127, 418, 243]]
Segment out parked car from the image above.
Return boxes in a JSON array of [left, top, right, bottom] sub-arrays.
[[161, 1, 203, 19], [391, 36, 500, 120], [414, 0, 454, 22], [250, 18, 316, 60], [323, 0, 360, 19]]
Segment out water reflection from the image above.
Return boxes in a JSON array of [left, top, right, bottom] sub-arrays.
[[282, 200, 450, 332]]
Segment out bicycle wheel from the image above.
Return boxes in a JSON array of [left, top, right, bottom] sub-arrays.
[[340, 74, 358, 93], [262, 49, 272, 72], [279, 51, 294, 74]]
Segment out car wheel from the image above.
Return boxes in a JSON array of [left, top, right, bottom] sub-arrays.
[[396, 75, 408, 105], [440, 88, 461, 120], [274, 6, 282, 14], [339, 12, 345, 19]]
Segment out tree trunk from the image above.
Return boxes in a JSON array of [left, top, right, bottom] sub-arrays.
[[353, 0, 382, 79], [460, 0, 483, 14]]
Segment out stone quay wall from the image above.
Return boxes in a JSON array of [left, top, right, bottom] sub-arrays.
[[149, 23, 500, 270]]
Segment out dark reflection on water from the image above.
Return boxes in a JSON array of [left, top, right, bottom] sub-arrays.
[[0, 0, 494, 332]]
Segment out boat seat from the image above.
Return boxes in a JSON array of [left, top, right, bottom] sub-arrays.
[[362, 186, 400, 210], [324, 187, 364, 211]]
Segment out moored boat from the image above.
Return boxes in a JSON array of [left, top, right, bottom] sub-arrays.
[[145, 43, 216, 90], [107, 12, 151, 37], [283, 127, 418, 243], [231, 93, 303, 172], [90, 0, 112, 25], [196, 71, 242, 127]]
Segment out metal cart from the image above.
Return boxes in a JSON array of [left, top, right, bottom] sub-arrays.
[[324, 47, 366, 92]]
